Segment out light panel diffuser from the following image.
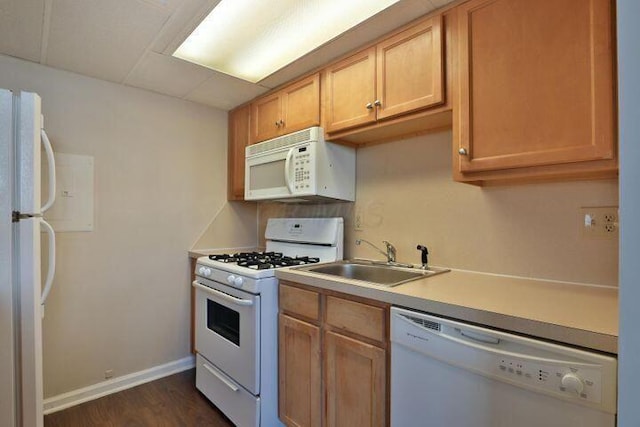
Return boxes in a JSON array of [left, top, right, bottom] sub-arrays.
[[173, 0, 401, 83]]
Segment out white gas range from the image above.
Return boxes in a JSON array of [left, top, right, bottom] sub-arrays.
[[192, 217, 344, 427]]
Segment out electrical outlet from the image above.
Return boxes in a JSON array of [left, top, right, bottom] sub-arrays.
[[354, 210, 364, 231], [580, 206, 618, 239], [104, 369, 114, 380]]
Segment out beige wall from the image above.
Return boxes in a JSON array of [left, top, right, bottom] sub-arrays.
[[0, 54, 252, 397], [259, 131, 618, 286], [193, 201, 257, 250]]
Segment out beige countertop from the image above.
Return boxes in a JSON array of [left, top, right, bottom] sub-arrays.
[[276, 266, 618, 354]]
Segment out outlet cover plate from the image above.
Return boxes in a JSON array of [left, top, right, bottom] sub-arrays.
[[354, 209, 364, 231], [579, 206, 618, 239]]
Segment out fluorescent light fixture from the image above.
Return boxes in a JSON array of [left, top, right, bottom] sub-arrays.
[[173, 0, 402, 83]]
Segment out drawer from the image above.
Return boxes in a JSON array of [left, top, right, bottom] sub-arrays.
[[325, 296, 386, 343], [280, 283, 320, 321], [196, 354, 259, 427]]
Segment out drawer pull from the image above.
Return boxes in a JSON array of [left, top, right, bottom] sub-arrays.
[[202, 362, 239, 392]]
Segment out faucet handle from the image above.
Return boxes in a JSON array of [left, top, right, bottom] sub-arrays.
[[382, 241, 397, 263], [417, 245, 429, 268]]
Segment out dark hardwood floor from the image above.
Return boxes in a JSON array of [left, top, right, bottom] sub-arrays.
[[44, 369, 235, 427]]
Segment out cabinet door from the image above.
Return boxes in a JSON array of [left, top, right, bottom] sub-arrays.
[[376, 15, 444, 120], [456, 0, 615, 173], [279, 314, 321, 427], [324, 331, 386, 427], [281, 74, 320, 135], [324, 47, 377, 133], [251, 92, 281, 144], [227, 105, 250, 200]]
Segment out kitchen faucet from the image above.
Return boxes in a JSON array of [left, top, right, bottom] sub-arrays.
[[355, 238, 397, 263]]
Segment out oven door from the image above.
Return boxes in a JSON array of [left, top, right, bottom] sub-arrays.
[[193, 279, 260, 394]]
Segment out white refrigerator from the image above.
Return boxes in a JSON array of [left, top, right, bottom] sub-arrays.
[[0, 89, 57, 427]]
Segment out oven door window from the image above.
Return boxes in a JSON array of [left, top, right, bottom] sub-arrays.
[[207, 299, 240, 346]]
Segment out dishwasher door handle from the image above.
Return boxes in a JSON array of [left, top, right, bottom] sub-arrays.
[[457, 328, 501, 345]]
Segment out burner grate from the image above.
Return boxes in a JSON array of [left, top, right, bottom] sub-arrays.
[[209, 252, 320, 270]]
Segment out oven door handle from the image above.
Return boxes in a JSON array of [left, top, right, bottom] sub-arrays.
[[192, 281, 254, 306]]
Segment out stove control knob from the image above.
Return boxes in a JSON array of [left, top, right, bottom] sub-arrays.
[[561, 373, 584, 394], [203, 268, 212, 277], [233, 276, 244, 287], [227, 275, 236, 285], [198, 267, 206, 275]]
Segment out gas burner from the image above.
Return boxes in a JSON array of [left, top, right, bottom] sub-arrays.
[[237, 260, 276, 270], [208, 254, 238, 263]]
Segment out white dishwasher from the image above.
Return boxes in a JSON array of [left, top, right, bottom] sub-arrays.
[[390, 307, 617, 427]]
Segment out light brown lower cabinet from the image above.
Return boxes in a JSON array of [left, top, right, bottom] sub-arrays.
[[278, 282, 389, 427], [279, 314, 322, 427], [324, 331, 386, 427]]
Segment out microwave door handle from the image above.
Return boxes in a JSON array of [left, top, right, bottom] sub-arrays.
[[284, 147, 294, 194]]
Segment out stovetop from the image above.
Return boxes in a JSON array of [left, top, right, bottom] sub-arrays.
[[208, 251, 321, 270], [195, 218, 343, 281]]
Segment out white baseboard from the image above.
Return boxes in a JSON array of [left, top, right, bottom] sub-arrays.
[[43, 355, 195, 415]]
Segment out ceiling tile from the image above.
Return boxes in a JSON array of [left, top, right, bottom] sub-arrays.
[[150, 0, 217, 54], [45, 0, 170, 83], [137, 0, 182, 13], [185, 72, 268, 111], [124, 51, 214, 98], [0, 0, 44, 62]]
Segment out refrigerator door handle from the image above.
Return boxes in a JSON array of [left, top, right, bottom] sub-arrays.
[[40, 219, 56, 307], [40, 129, 56, 213]]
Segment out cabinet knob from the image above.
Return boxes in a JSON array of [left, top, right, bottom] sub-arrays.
[[275, 121, 280, 127], [374, 99, 382, 107], [279, 119, 284, 127], [458, 148, 468, 156], [366, 102, 373, 110]]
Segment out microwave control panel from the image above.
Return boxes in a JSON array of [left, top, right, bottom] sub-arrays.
[[292, 146, 314, 192]]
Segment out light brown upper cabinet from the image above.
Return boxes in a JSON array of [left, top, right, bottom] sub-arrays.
[[228, 104, 250, 201], [454, 0, 617, 183], [324, 15, 444, 134], [251, 74, 320, 144]]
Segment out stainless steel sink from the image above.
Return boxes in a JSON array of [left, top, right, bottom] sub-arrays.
[[294, 260, 449, 287]]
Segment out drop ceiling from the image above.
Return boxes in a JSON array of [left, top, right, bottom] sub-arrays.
[[0, 0, 453, 111]]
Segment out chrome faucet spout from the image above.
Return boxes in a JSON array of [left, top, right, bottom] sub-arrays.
[[355, 238, 397, 263]]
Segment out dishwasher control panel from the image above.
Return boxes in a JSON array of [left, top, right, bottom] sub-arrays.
[[495, 356, 603, 404]]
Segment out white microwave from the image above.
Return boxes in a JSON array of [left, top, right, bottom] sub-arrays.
[[245, 127, 355, 202]]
